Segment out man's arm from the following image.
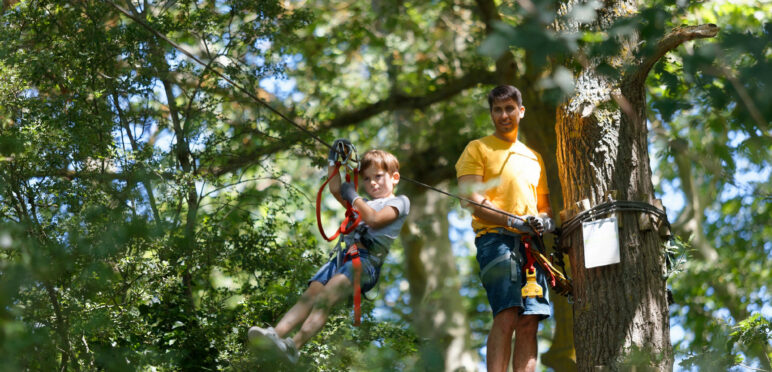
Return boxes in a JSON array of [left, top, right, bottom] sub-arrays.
[[458, 174, 512, 226], [537, 193, 552, 218], [529, 193, 555, 234]]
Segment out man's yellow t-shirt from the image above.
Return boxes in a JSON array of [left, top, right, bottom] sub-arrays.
[[455, 135, 549, 233]]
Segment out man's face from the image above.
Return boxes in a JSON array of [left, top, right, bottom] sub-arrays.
[[490, 98, 525, 142]]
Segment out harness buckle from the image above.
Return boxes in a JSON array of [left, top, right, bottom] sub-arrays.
[[521, 268, 544, 298]]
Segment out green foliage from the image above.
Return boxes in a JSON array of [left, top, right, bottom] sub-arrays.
[[0, 1, 366, 371], [648, 1, 772, 369], [1, 0, 769, 370], [730, 314, 772, 352], [664, 235, 692, 278], [677, 314, 771, 371]]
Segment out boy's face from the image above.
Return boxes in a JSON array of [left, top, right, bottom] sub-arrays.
[[361, 165, 399, 199], [490, 98, 525, 142]]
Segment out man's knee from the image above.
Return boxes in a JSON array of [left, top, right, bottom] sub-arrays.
[[492, 307, 519, 334], [516, 315, 539, 335]]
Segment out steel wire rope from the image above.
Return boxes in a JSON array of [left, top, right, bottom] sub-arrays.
[[107, 1, 530, 223], [560, 200, 670, 237]]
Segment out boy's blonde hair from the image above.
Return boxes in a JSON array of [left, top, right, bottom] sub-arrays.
[[360, 149, 399, 174]]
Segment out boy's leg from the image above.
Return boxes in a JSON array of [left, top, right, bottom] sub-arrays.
[[292, 273, 352, 348], [273, 281, 325, 337]]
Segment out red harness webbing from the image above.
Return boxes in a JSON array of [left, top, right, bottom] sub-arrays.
[[315, 162, 364, 325], [522, 238, 537, 276], [345, 244, 363, 326], [522, 237, 558, 288], [315, 163, 361, 242]]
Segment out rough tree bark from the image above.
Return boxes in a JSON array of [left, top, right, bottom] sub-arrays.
[[554, 0, 718, 369]]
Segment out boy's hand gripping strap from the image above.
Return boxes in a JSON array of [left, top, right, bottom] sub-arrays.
[[345, 244, 363, 326], [316, 163, 361, 242]]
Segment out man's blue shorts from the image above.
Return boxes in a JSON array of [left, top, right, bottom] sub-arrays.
[[475, 232, 551, 319], [309, 248, 381, 293]]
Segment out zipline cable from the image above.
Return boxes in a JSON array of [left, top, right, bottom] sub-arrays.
[[107, 1, 528, 223], [400, 175, 530, 222]]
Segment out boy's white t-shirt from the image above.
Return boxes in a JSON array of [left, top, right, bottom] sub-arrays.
[[342, 195, 410, 260]]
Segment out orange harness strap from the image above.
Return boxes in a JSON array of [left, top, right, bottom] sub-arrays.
[[315, 163, 361, 242], [316, 163, 364, 325], [522, 236, 557, 287], [344, 243, 363, 326]]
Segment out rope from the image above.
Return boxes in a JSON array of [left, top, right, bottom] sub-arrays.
[[315, 163, 361, 241], [401, 176, 528, 222], [107, 3, 581, 302], [107, 0, 528, 223]]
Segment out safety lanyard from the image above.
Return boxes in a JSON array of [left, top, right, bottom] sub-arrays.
[[315, 162, 361, 241], [344, 243, 363, 326]]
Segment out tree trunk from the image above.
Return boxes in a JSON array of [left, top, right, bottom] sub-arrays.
[[553, 1, 718, 368], [401, 185, 480, 372], [556, 67, 672, 370]]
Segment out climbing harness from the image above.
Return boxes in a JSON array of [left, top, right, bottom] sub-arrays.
[[524, 216, 574, 300], [524, 234, 573, 299], [314, 142, 368, 325], [477, 227, 574, 301]]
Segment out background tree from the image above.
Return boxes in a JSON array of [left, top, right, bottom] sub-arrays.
[[552, 3, 717, 369]]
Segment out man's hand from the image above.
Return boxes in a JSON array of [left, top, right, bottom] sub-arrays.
[[526, 214, 555, 234], [328, 138, 353, 165], [340, 182, 361, 205]]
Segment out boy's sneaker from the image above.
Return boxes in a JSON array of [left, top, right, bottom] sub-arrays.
[[248, 326, 278, 343], [281, 337, 298, 364], [248, 326, 298, 363]]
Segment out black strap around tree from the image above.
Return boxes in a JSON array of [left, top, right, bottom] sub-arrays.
[[559, 199, 670, 239]]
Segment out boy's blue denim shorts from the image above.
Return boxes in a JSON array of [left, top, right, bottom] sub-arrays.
[[475, 232, 551, 319], [309, 248, 381, 293]]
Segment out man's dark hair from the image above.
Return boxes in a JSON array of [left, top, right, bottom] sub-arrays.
[[487, 85, 522, 109]]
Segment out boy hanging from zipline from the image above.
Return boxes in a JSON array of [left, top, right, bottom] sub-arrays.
[[248, 140, 410, 362]]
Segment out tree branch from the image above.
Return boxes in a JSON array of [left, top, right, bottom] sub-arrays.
[[19, 62, 491, 182], [203, 67, 496, 176], [631, 24, 719, 85], [112, 93, 162, 223], [474, 0, 519, 84], [327, 68, 495, 127], [474, 0, 502, 34], [702, 65, 770, 135], [670, 143, 751, 325]]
